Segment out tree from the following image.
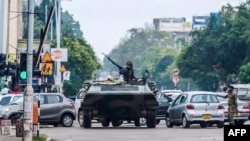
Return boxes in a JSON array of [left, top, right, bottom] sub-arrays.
[[52, 38, 101, 95]]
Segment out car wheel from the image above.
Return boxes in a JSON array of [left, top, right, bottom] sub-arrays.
[[200, 123, 207, 128], [235, 120, 245, 125], [165, 115, 174, 128], [101, 118, 110, 127], [134, 118, 141, 127], [182, 115, 190, 128], [139, 118, 146, 125], [217, 121, 224, 128], [61, 114, 73, 127], [156, 119, 160, 125], [78, 111, 84, 127]]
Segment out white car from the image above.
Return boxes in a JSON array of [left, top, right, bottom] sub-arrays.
[[0, 94, 23, 107], [75, 88, 86, 113]]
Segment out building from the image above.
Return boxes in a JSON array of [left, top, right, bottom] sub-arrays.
[[192, 16, 210, 30], [153, 17, 191, 42], [0, 0, 23, 60]]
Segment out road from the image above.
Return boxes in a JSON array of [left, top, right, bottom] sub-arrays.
[[40, 121, 250, 141]]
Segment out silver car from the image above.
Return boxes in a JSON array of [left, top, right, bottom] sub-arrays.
[[165, 91, 225, 128], [0, 93, 76, 127], [217, 93, 250, 125]]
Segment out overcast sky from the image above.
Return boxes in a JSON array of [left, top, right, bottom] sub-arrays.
[[61, 0, 243, 61]]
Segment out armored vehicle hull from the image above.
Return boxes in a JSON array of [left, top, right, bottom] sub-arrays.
[[78, 81, 159, 128]]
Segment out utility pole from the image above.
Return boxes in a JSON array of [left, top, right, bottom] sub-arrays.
[[23, 0, 34, 140], [56, 0, 62, 93]]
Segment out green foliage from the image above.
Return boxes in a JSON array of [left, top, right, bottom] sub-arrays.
[[102, 28, 184, 89], [239, 62, 250, 83], [176, 1, 250, 89], [22, 0, 100, 95], [51, 38, 101, 95]]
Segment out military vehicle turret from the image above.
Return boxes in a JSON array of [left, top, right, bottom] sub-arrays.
[[77, 53, 159, 128], [77, 79, 159, 128]]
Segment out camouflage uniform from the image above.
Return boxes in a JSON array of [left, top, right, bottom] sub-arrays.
[[222, 88, 238, 125], [120, 60, 137, 83]]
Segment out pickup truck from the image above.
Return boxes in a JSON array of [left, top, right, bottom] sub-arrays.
[[231, 84, 250, 119]]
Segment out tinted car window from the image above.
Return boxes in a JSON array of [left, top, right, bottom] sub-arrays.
[[180, 95, 187, 103], [34, 95, 45, 104], [191, 94, 219, 103], [47, 95, 62, 104], [0, 96, 11, 106]]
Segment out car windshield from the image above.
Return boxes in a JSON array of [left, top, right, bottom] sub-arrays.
[[191, 94, 219, 103]]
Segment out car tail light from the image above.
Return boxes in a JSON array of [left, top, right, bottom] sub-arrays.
[[186, 104, 194, 110], [218, 104, 225, 109], [243, 105, 249, 109], [70, 102, 75, 108]]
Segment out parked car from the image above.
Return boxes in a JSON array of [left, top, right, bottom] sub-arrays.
[[140, 92, 173, 125], [165, 91, 225, 128], [75, 88, 86, 113], [67, 95, 76, 101], [0, 93, 76, 127], [155, 92, 173, 124], [217, 92, 250, 125], [0, 94, 23, 107], [161, 89, 182, 100]]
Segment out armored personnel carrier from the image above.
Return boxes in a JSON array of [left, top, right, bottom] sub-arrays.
[[77, 79, 159, 128]]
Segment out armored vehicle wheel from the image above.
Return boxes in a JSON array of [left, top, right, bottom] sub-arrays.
[[111, 120, 123, 127], [83, 110, 92, 128], [101, 119, 110, 127], [156, 119, 160, 125], [134, 118, 141, 127], [79, 110, 92, 128], [146, 110, 156, 128]]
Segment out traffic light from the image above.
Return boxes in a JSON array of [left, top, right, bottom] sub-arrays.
[[0, 53, 7, 77], [6, 61, 19, 76], [19, 53, 27, 80], [33, 49, 41, 78]]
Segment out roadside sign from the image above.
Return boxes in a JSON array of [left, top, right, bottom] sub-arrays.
[[60, 64, 66, 72], [51, 48, 68, 62], [40, 63, 53, 75], [63, 71, 70, 81], [172, 76, 180, 84], [42, 51, 53, 62]]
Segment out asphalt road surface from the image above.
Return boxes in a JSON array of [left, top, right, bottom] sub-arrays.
[[40, 121, 250, 141]]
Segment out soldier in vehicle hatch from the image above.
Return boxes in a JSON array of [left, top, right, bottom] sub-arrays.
[[217, 85, 238, 125], [119, 60, 138, 83]]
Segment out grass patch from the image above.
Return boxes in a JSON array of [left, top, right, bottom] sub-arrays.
[[32, 134, 47, 141]]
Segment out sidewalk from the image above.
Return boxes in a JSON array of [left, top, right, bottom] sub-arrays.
[[0, 126, 51, 141]]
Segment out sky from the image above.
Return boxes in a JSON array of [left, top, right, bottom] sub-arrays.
[[61, 0, 243, 61]]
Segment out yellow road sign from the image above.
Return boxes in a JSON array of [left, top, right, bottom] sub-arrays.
[[42, 51, 53, 62], [40, 63, 53, 75], [60, 64, 66, 72]]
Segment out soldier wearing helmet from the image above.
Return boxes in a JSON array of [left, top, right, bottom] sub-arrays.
[[120, 60, 137, 83]]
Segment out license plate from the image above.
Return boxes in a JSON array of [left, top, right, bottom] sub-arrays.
[[202, 114, 211, 120], [234, 113, 240, 116]]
